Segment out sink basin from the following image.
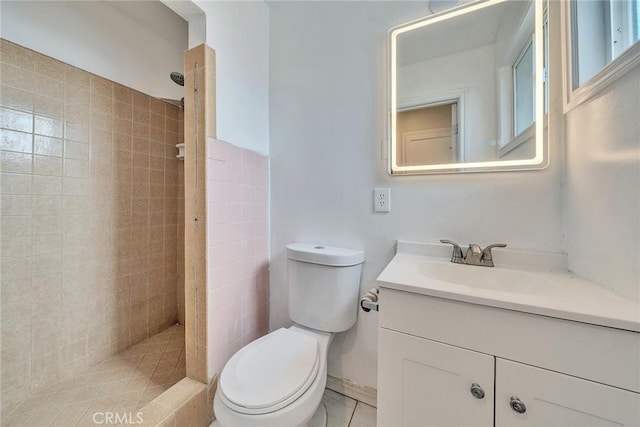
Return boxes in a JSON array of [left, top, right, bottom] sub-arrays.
[[418, 260, 559, 295], [376, 241, 640, 332]]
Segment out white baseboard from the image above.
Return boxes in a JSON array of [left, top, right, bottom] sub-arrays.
[[326, 375, 377, 408]]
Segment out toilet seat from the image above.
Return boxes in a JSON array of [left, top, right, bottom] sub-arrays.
[[218, 328, 320, 415]]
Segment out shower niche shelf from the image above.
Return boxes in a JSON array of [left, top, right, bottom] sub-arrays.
[[176, 143, 185, 160]]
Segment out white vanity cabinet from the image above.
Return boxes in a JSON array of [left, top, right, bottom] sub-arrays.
[[495, 359, 640, 426], [379, 328, 494, 426], [377, 288, 640, 427]]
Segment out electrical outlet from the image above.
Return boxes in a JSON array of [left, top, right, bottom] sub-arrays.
[[374, 188, 391, 213]]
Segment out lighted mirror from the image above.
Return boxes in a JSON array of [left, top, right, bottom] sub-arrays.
[[388, 0, 548, 175]]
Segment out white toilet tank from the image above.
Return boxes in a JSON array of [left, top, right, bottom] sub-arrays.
[[286, 243, 364, 332]]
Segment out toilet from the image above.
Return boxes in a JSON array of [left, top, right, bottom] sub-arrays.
[[213, 243, 365, 427]]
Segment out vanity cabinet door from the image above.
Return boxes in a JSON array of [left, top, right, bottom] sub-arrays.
[[496, 359, 640, 426], [378, 328, 495, 427]]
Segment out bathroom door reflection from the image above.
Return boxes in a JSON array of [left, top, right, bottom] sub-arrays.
[[396, 102, 458, 166]]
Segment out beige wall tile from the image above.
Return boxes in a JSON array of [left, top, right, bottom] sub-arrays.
[[90, 160, 112, 180], [133, 121, 150, 140], [0, 106, 33, 133], [133, 137, 150, 155], [1, 41, 184, 412], [1, 39, 36, 70], [2, 62, 35, 92], [34, 154, 62, 176], [150, 125, 165, 142], [91, 111, 112, 131], [113, 117, 133, 136], [35, 54, 64, 81], [65, 84, 90, 106], [32, 195, 61, 215], [1, 128, 33, 153], [1, 151, 32, 173], [65, 122, 90, 143], [62, 177, 88, 196], [91, 75, 113, 98], [133, 107, 150, 124], [150, 113, 165, 130], [1, 173, 31, 194], [34, 116, 63, 138], [1, 85, 34, 112], [114, 133, 133, 152], [34, 94, 64, 119], [31, 214, 62, 235], [133, 90, 149, 110], [33, 175, 62, 195], [64, 140, 89, 160], [34, 135, 62, 157], [114, 100, 133, 120], [1, 194, 31, 216], [114, 84, 133, 104], [63, 158, 89, 178], [1, 235, 32, 259], [149, 156, 164, 172], [36, 74, 64, 99], [91, 93, 112, 114], [149, 98, 165, 116], [64, 102, 90, 125], [63, 65, 90, 90]]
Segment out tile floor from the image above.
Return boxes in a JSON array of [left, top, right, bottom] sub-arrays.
[[2, 324, 185, 427], [319, 389, 377, 427]]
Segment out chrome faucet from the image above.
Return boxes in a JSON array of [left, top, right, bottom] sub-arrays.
[[440, 240, 507, 267]]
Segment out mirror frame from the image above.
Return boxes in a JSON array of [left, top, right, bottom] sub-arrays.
[[388, 0, 549, 175]]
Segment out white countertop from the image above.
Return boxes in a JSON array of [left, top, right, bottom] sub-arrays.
[[377, 241, 640, 332]]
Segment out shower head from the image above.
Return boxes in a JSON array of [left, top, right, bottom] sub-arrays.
[[170, 72, 184, 87]]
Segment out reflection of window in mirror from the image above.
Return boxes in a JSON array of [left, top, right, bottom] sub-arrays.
[[513, 38, 535, 137], [571, 0, 640, 89], [396, 102, 458, 166], [543, 4, 549, 114], [495, 1, 549, 158]]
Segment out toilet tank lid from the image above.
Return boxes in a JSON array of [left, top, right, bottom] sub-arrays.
[[286, 243, 364, 267]]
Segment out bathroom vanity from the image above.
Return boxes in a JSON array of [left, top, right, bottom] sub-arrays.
[[376, 241, 640, 426]]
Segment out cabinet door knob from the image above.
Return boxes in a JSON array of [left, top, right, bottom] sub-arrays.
[[510, 396, 527, 414], [470, 383, 485, 399]]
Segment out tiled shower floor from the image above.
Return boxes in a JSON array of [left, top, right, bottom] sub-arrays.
[[2, 324, 185, 427]]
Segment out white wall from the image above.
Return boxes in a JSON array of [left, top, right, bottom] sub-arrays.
[[0, 1, 187, 100], [399, 43, 498, 162], [565, 66, 640, 302], [161, 0, 206, 49], [192, 0, 270, 155], [269, 1, 563, 390]]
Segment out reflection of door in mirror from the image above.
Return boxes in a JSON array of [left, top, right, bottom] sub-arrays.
[[397, 103, 458, 166]]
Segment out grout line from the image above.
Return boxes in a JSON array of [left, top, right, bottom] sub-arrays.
[[346, 401, 358, 427]]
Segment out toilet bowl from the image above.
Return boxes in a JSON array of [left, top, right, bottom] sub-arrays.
[[213, 244, 364, 427], [213, 325, 333, 427]]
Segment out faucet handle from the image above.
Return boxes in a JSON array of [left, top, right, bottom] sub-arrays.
[[440, 239, 464, 262], [481, 243, 507, 264]]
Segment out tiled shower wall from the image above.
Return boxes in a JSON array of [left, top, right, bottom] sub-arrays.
[[206, 139, 269, 377], [0, 40, 184, 412]]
